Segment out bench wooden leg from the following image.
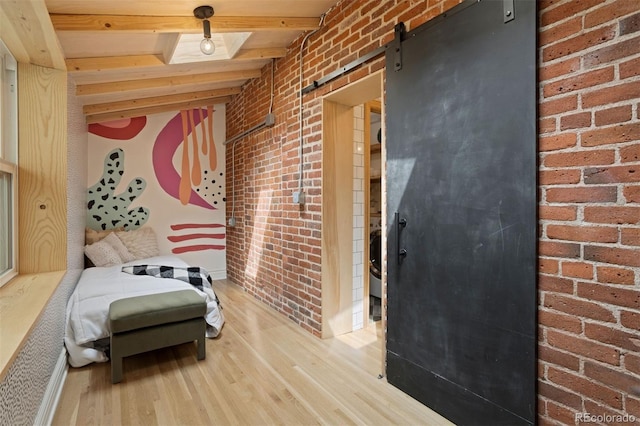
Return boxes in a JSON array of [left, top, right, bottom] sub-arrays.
[[197, 337, 206, 360], [111, 353, 123, 384]]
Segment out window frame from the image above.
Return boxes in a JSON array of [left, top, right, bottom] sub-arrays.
[[0, 160, 17, 286], [0, 40, 18, 287]]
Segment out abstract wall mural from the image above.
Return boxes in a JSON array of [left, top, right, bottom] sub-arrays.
[[87, 106, 227, 278], [86, 148, 148, 231]]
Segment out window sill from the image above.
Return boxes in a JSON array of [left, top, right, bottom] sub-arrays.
[[0, 270, 66, 381]]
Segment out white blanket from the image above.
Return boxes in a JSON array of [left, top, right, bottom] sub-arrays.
[[65, 255, 224, 367]]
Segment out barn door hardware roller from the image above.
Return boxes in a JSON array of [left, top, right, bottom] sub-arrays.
[[392, 22, 405, 71], [503, 0, 515, 23]]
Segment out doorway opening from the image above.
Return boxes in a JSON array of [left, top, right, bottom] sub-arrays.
[[320, 71, 384, 372]]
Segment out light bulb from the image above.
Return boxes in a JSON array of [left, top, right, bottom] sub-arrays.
[[200, 38, 215, 55]]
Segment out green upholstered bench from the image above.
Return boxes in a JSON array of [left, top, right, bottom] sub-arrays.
[[108, 290, 207, 384]]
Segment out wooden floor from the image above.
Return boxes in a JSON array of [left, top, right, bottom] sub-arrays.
[[53, 279, 453, 425]]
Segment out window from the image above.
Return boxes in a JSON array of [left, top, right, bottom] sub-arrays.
[[0, 39, 17, 287]]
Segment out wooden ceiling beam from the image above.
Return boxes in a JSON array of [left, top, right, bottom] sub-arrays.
[[233, 47, 288, 60], [83, 87, 241, 115], [51, 14, 320, 33], [66, 48, 287, 72], [67, 54, 165, 72], [86, 96, 233, 124], [76, 69, 261, 96], [0, 0, 66, 70]]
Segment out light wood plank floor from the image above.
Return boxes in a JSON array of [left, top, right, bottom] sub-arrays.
[[53, 279, 453, 425]]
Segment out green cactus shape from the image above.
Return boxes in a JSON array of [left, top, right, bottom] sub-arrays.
[[86, 148, 149, 231]]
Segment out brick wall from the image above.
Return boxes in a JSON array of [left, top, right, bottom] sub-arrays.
[[226, 0, 640, 422], [538, 0, 640, 424]]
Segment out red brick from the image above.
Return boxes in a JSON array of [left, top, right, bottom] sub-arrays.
[[539, 274, 575, 294], [559, 111, 592, 130], [543, 67, 614, 98], [629, 397, 640, 421], [548, 367, 623, 408], [545, 401, 576, 425], [620, 11, 640, 35], [539, 117, 557, 134], [539, 258, 559, 274], [539, 95, 578, 118], [624, 186, 640, 202], [584, 165, 640, 184], [539, 57, 581, 81], [620, 310, 640, 331], [594, 105, 633, 126], [539, 240, 581, 259], [621, 144, 640, 163], [548, 330, 621, 365], [622, 228, 640, 246], [539, 205, 577, 221], [585, 245, 640, 267], [542, 26, 616, 62], [621, 56, 640, 79], [538, 344, 581, 372], [627, 353, 640, 376], [538, 0, 562, 10], [585, 1, 640, 28], [597, 266, 636, 285], [539, 308, 583, 333], [582, 81, 640, 108], [539, 169, 581, 185], [581, 123, 640, 147], [583, 35, 640, 68], [584, 206, 640, 224], [541, 0, 605, 27], [539, 133, 577, 151], [546, 224, 618, 243], [538, 381, 582, 409], [578, 281, 640, 309], [539, 17, 583, 46], [544, 292, 616, 322], [585, 322, 640, 352], [543, 149, 615, 167], [562, 261, 593, 279], [545, 186, 617, 203]]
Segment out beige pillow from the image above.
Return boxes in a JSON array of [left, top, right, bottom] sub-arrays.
[[102, 232, 136, 263], [116, 227, 159, 260], [84, 239, 123, 267]]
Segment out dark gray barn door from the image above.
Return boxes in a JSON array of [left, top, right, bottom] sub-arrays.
[[385, 1, 537, 424]]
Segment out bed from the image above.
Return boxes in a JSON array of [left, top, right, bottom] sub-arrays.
[[65, 255, 224, 367]]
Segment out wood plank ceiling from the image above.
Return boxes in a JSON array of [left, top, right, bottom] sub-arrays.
[[13, 0, 338, 123]]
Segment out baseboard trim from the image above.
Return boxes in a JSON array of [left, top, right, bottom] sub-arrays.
[[210, 270, 227, 280], [34, 348, 67, 426]]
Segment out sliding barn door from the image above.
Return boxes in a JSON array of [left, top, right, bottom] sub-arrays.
[[385, 0, 537, 424]]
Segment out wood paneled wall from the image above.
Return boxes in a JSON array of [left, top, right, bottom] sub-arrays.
[[17, 63, 67, 273]]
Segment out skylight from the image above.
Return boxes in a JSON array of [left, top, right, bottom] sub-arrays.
[[168, 32, 251, 64]]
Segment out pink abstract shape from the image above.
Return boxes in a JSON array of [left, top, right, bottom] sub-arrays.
[[172, 244, 225, 254], [167, 233, 225, 242], [89, 117, 147, 140], [152, 109, 214, 210], [170, 223, 225, 230]]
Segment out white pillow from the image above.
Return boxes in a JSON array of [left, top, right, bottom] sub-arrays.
[[84, 239, 123, 267], [116, 227, 159, 260], [102, 232, 135, 263]]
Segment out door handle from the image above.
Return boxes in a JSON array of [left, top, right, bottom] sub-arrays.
[[395, 212, 407, 265]]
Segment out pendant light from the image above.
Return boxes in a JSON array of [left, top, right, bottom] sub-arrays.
[[193, 6, 215, 55]]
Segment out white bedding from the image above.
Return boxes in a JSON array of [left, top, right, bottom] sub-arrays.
[[65, 255, 224, 367]]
